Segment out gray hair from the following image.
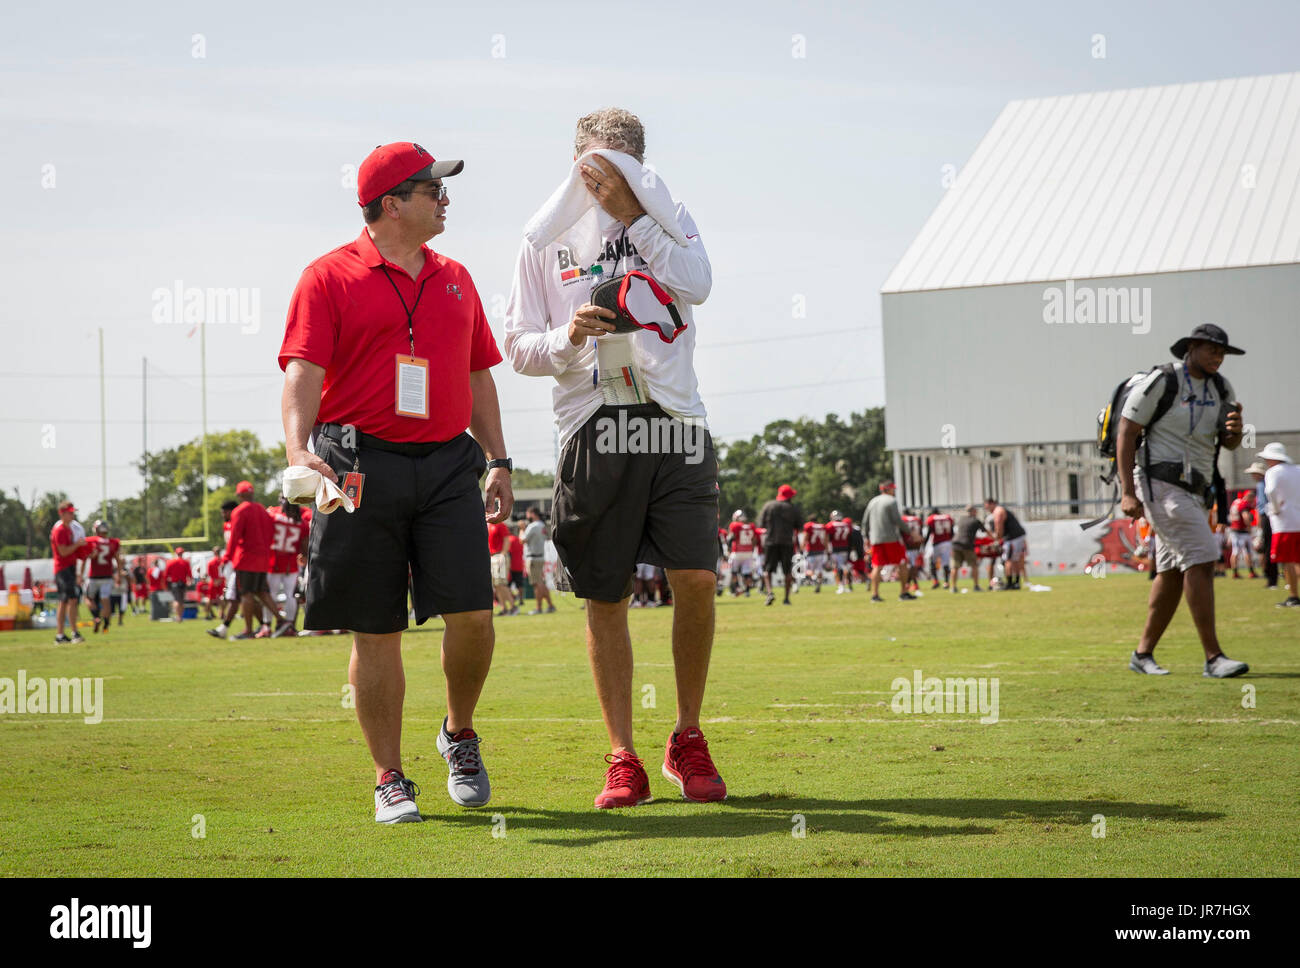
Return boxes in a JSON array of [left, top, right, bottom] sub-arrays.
[[574, 107, 645, 162]]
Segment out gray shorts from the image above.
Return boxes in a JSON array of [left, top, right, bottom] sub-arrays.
[[1138, 472, 1219, 573], [86, 577, 115, 601], [1001, 536, 1027, 561]]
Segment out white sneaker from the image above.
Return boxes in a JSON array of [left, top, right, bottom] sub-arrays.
[[836, 586, 845, 595], [1129, 651, 1170, 675], [374, 770, 422, 824], [1204, 654, 1249, 678], [436, 719, 491, 808]]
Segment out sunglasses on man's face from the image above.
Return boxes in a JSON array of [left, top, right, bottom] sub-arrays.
[[410, 183, 448, 202]]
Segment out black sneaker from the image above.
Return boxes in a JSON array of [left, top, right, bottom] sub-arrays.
[[1277, 597, 1300, 608], [765, 594, 775, 606], [899, 592, 917, 601], [870, 595, 884, 603], [70, 633, 85, 644], [53, 634, 71, 645]]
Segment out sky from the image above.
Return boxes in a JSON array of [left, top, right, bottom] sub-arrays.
[[3, 0, 1297, 515]]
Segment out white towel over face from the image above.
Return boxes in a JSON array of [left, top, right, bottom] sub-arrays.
[[523, 149, 689, 266], [282, 466, 354, 515]]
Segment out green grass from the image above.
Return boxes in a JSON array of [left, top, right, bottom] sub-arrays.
[[1, 574, 1296, 876]]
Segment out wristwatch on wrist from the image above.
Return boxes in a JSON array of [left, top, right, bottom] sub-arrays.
[[486, 458, 513, 473]]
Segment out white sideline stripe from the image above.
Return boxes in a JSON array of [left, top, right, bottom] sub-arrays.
[[230, 692, 338, 697], [3, 715, 1297, 726]]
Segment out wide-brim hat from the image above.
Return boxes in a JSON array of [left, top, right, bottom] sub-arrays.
[[1245, 461, 1269, 476], [1170, 323, 1245, 359], [1257, 442, 1292, 463]]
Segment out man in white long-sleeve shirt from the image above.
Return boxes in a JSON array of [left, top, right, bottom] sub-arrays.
[[504, 108, 727, 809]]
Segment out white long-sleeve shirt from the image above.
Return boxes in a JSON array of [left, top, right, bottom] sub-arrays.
[[504, 203, 711, 448], [1265, 462, 1300, 533]]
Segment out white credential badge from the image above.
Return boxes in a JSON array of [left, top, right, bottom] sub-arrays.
[[395, 354, 429, 418]]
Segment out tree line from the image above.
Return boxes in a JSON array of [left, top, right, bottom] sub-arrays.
[[1, 408, 890, 559]]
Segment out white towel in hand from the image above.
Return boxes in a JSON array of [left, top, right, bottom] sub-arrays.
[[523, 149, 689, 264], [282, 466, 355, 514]]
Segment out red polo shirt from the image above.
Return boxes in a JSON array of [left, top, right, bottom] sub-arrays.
[[50, 522, 78, 572], [279, 229, 503, 443], [164, 557, 192, 584], [228, 500, 274, 573]]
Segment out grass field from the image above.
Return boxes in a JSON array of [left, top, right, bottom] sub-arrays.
[[1, 573, 1296, 877]]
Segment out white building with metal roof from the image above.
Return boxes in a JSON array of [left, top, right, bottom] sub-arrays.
[[881, 71, 1300, 520]]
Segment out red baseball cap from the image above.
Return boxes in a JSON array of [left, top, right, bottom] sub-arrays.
[[174, 546, 185, 555], [236, 481, 254, 495], [777, 484, 797, 500], [59, 501, 76, 513], [880, 481, 897, 492], [357, 142, 463, 207]]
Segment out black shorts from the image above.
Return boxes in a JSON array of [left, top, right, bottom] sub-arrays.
[[510, 570, 524, 588], [168, 582, 188, 603], [552, 404, 719, 602], [55, 566, 80, 601], [764, 544, 794, 576], [235, 571, 269, 597], [305, 429, 493, 634]]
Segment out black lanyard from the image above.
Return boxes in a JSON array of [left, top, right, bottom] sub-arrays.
[[380, 265, 430, 356], [1181, 362, 1214, 436]]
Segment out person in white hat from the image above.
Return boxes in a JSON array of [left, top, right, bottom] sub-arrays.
[[1245, 459, 1277, 589], [1259, 443, 1300, 607]]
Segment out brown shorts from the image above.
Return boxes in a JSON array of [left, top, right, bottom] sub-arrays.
[[951, 546, 978, 570]]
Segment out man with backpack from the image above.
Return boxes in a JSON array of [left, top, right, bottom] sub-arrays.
[[1116, 324, 1249, 678]]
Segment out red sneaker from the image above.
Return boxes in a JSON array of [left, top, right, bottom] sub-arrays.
[[663, 728, 727, 802], [594, 751, 652, 809]]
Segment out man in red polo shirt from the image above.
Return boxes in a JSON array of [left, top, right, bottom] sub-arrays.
[[208, 481, 290, 640], [50, 501, 87, 644], [164, 547, 193, 622], [279, 142, 511, 824]]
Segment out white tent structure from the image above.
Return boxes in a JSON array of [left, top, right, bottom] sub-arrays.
[[881, 71, 1300, 520]]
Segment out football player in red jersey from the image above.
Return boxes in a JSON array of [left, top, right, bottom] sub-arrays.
[[1227, 490, 1257, 579], [924, 507, 955, 590], [900, 510, 924, 593], [202, 546, 224, 620], [727, 510, 758, 596], [129, 556, 148, 614], [801, 515, 829, 592], [826, 511, 854, 593], [267, 499, 309, 632], [82, 520, 123, 634]]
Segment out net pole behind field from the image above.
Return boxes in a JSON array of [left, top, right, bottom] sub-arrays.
[[99, 328, 107, 517], [200, 320, 208, 541]]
